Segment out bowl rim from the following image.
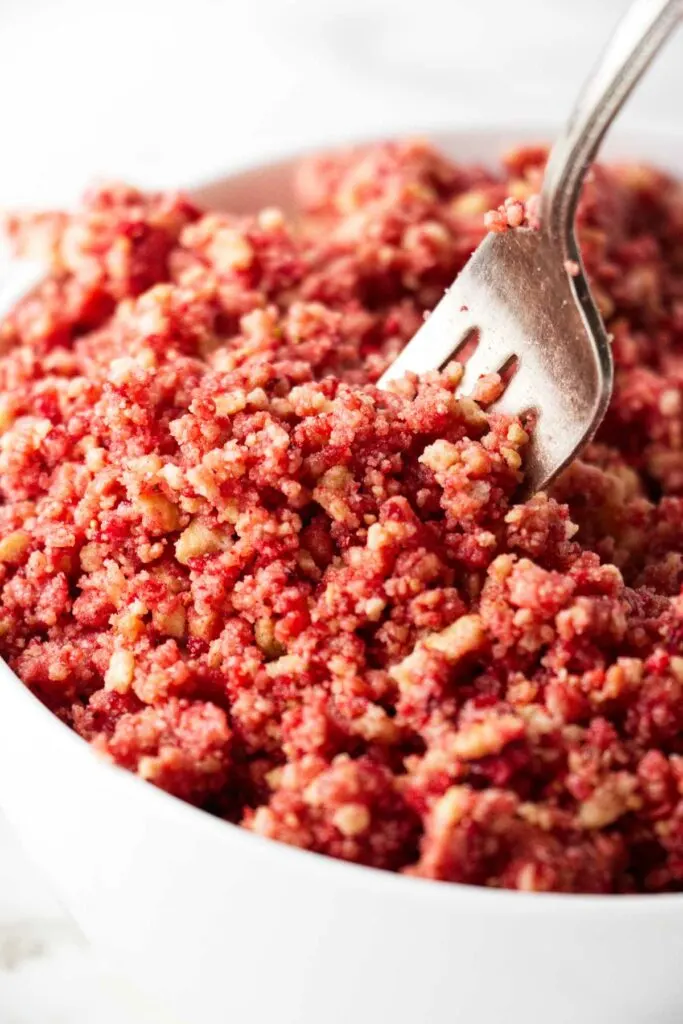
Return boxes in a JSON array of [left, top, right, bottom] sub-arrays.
[[4, 122, 683, 914], [169, 119, 683, 196]]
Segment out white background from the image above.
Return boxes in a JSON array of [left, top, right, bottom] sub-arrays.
[[1, 0, 682, 207], [0, 0, 682, 1020]]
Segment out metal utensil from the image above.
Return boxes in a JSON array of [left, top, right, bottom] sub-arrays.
[[378, 0, 681, 496]]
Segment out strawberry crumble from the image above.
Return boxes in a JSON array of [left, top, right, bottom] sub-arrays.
[[3, 141, 683, 893]]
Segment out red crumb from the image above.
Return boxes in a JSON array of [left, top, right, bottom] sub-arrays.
[[3, 142, 683, 894], [484, 194, 540, 233]]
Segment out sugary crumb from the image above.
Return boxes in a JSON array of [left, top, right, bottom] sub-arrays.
[[2, 142, 683, 894]]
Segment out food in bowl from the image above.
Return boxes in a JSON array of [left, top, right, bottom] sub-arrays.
[[1, 140, 683, 894]]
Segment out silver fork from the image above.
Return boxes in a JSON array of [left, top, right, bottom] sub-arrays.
[[378, 0, 682, 497]]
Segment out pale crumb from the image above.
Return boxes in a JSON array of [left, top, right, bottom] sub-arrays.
[[257, 207, 285, 231], [85, 446, 107, 472], [159, 463, 185, 490], [79, 543, 104, 571], [296, 549, 319, 576], [424, 614, 486, 661], [265, 654, 304, 678], [214, 390, 247, 416], [254, 617, 285, 659], [0, 399, 15, 435], [364, 596, 386, 622], [432, 786, 471, 831], [152, 606, 187, 639], [420, 439, 460, 473], [108, 356, 139, 385], [333, 803, 371, 837], [175, 519, 228, 564], [659, 389, 682, 416], [516, 863, 543, 892], [451, 190, 489, 216], [457, 396, 488, 429], [579, 774, 642, 830], [313, 466, 359, 527], [0, 530, 30, 564], [138, 492, 181, 533], [113, 600, 148, 642], [246, 387, 269, 410], [500, 446, 522, 470], [104, 649, 135, 693], [209, 228, 254, 270], [506, 422, 529, 446], [670, 656, 683, 682], [137, 755, 160, 781], [265, 766, 284, 789], [351, 705, 400, 744], [450, 714, 523, 761]]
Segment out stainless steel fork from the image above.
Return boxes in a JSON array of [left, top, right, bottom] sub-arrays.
[[378, 0, 682, 496]]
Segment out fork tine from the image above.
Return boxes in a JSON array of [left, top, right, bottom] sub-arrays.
[[377, 280, 478, 387], [491, 369, 538, 419]]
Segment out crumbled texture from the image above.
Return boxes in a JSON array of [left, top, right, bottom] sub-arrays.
[[3, 142, 683, 893]]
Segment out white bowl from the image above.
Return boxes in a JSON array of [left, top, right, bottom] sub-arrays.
[[1, 127, 683, 1024]]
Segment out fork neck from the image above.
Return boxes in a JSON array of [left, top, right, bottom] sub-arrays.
[[540, 0, 681, 251]]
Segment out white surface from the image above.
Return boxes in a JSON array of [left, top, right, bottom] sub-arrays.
[[1, 0, 683, 207], [0, 810, 173, 1024], [1, 2, 683, 1022]]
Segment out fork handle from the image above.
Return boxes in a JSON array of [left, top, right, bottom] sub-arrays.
[[540, 0, 682, 246]]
